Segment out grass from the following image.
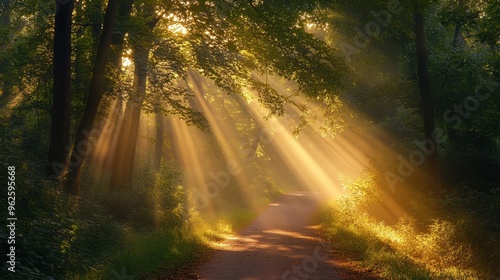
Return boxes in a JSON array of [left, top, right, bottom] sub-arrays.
[[203, 206, 258, 232], [71, 220, 231, 280], [314, 171, 500, 279], [201, 184, 286, 232], [70, 191, 283, 280], [316, 200, 491, 280], [110, 229, 204, 277], [70, 227, 205, 279], [317, 209, 433, 279]]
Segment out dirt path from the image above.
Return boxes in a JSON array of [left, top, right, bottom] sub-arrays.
[[195, 191, 342, 280]]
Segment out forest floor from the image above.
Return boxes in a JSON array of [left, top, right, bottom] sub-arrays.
[[153, 191, 383, 280]]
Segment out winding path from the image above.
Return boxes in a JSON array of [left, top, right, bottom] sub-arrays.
[[195, 191, 342, 280]]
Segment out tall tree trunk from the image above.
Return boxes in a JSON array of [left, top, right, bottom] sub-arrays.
[[65, 0, 120, 195], [109, 3, 159, 190], [109, 45, 149, 190], [246, 127, 262, 163], [439, 0, 465, 120], [414, 11, 441, 187], [96, 0, 134, 170], [47, 0, 74, 175]]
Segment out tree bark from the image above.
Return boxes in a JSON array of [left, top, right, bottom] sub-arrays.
[[47, 0, 74, 175], [95, 0, 134, 170], [109, 44, 150, 190], [65, 0, 120, 195], [109, 4, 159, 190], [414, 11, 441, 187]]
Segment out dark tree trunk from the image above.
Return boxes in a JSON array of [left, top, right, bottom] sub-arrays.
[[246, 127, 262, 162], [439, 0, 465, 107], [109, 45, 149, 190], [414, 11, 441, 187], [65, 0, 120, 195], [47, 0, 74, 175]]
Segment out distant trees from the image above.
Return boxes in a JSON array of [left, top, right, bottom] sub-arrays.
[[60, 0, 346, 195], [311, 0, 500, 189], [3, 0, 494, 197]]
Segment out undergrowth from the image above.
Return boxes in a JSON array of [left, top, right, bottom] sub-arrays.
[[0, 159, 276, 280], [316, 173, 500, 280]]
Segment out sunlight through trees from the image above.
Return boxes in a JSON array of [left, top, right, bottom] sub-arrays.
[[0, 0, 499, 279]]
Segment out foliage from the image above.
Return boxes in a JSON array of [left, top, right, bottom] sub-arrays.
[[317, 175, 500, 279], [1, 0, 500, 278], [0, 177, 124, 279]]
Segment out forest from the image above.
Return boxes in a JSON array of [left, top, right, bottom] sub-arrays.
[[0, 0, 499, 279]]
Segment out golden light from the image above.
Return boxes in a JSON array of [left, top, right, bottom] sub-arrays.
[[85, 66, 409, 230], [168, 23, 188, 35], [166, 14, 188, 35], [122, 57, 132, 67]]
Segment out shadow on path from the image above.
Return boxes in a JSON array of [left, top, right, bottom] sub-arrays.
[[196, 191, 341, 280]]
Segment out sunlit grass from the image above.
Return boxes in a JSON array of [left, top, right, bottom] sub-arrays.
[[316, 173, 494, 279]]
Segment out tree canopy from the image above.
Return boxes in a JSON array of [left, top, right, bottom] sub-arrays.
[[0, 0, 499, 278]]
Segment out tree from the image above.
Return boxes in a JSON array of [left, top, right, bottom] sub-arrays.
[[47, 0, 74, 175], [414, 7, 440, 186], [65, 0, 120, 195], [109, 2, 159, 190], [59, 0, 347, 194]]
